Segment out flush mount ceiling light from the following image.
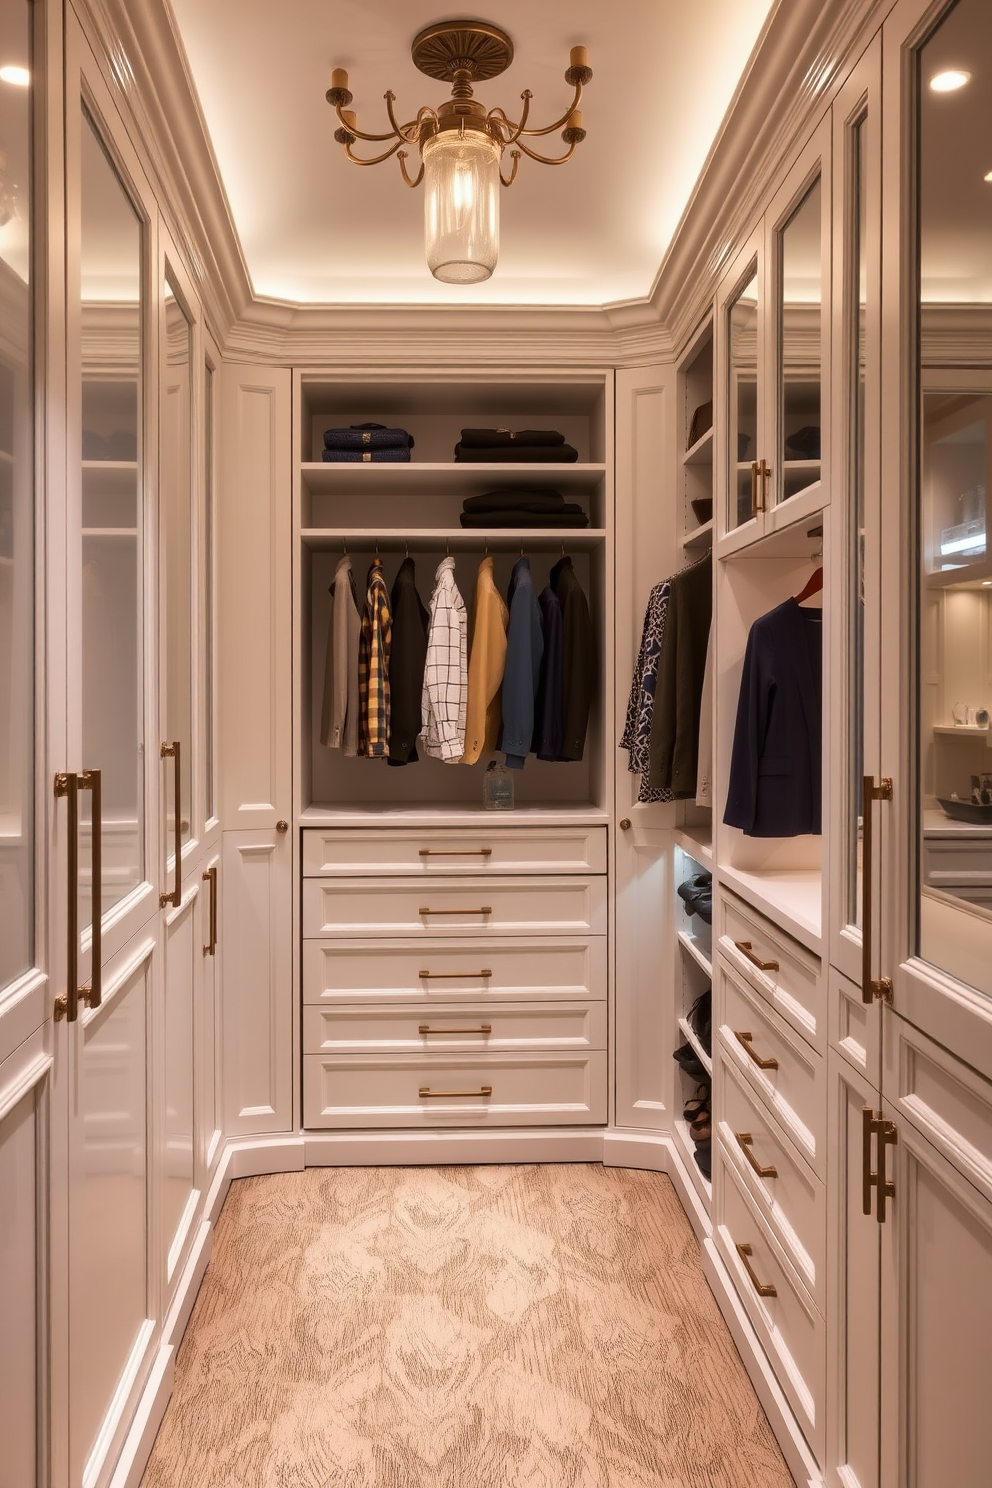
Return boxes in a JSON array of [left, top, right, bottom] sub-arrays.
[[326, 19, 592, 285], [929, 68, 971, 91]]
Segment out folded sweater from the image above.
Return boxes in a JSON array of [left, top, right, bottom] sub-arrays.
[[322, 447, 412, 463], [454, 443, 579, 464], [323, 423, 414, 451], [460, 508, 589, 528], [458, 428, 566, 448]]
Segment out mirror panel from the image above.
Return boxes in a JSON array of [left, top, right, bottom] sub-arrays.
[[847, 120, 868, 932], [916, 0, 992, 995], [161, 275, 193, 848], [777, 176, 822, 505], [728, 265, 759, 530]]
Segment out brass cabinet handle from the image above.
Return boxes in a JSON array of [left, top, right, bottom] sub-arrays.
[[750, 459, 760, 518], [419, 905, 492, 916], [862, 776, 894, 1005], [418, 1024, 492, 1035], [734, 939, 779, 973], [202, 865, 218, 956], [735, 1131, 778, 1179], [276, 819, 289, 833], [760, 458, 772, 509], [733, 1030, 779, 1070], [419, 847, 492, 857], [862, 1106, 898, 1223], [54, 769, 102, 1022], [160, 740, 181, 908], [736, 1241, 777, 1297], [419, 969, 493, 980], [419, 1086, 493, 1098]]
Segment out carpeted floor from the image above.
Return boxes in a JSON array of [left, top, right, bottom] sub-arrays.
[[141, 1164, 795, 1488]]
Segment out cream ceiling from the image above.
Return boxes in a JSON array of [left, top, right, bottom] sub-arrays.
[[166, 0, 776, 309]]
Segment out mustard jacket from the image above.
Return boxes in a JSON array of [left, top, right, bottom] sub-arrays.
[[462, 556, 509, 764]]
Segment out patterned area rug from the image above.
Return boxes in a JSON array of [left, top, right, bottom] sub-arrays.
[[141, 1165, 795, 1488]]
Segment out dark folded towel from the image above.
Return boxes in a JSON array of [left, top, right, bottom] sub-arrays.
[[462, 489, 565, 512], [321, 447, 412, 463], [323, 423, 414, 451], [458, 428, 566, 448], [454, 443, 579, 463], [460, 508, 589, 528]]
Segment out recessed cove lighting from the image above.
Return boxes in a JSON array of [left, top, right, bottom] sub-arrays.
[[0, 65, 29, 87], [929, 69, 971, 92], [985, 171, 992, 183]]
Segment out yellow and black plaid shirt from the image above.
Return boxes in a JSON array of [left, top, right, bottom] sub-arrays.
[[358, 557, 392, 757]]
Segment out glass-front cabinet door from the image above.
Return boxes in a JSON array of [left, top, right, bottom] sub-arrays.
[[716, 118, 831, 555]]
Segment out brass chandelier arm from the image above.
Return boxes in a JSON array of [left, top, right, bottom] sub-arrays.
[[512, 135, 581, 168], [385, 94, 438, 143], [499, 149, 521, 188], [490, 81, 584, 141], [398, 151, 425, 188], [342, 137, 407, 167], [487, 89, 533, 143]]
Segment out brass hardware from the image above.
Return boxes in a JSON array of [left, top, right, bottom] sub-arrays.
[[419, 1086, 493, 1098], [54, 768, 102, 1020], [862, 1107, 898, 1222], [861, 776, 894, 1004], [750, 460, 760, 518], [619, 818, 631, 831], [418, 1024, 493, 1035], [736, 1242, 777, 1297], [79, 769, 102, 1010], [760, 458, 772, 508], [55, 771, 78, 1023], [734, 939, 780, 973], [418, 847, 492, 857], [419, 905, 492, 916], [733, 1030, 779, 1071], [419, 969, 492, 980], [276, 820, 289, 833], [735, 1131, 778, 1179], [202, 865, 218, 956], [160, 741, 181, 908]]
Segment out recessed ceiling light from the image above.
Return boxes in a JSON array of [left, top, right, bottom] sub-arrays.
[[0, 65, 29, 87], [984, 171, 992, 183], [929, 69, 971, 92]]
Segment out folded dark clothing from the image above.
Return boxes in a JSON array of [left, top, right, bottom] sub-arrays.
[[321, 447, 412, 463], [454, 443, 579, 463], [323, 423, 414, 451], [459, 428, 566, 448], [460, 509, 589, 528], [464, 499, 572, 519], [462, 489, 565, 513]]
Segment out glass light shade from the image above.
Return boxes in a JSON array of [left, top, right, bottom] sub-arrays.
[[422, 128, 500, 284]]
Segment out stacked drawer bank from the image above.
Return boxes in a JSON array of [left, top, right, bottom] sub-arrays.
[[302, 825, 608, 1128], [712, 890, 826, 1462]]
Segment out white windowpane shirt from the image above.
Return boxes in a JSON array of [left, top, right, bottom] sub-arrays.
[[421, 556, 468, 762]]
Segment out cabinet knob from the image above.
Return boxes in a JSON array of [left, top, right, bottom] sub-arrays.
[[619, 818, 631, 831], [276, 820, 289, 833]]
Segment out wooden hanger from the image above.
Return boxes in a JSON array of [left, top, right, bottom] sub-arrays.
[[794, 566, 823, 604]]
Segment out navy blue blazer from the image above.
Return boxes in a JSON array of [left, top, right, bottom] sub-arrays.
[[498, 557, 544, 770], [724, 598, 822, 837]]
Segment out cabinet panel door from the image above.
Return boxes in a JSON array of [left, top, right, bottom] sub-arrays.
[[825, 1050, 880, 1488], [221, 828, 292, 1135], [217, 364, 291, 829], [879, 1098, 992, 1488]]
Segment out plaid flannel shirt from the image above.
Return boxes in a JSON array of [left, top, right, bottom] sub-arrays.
[[421, 557, 467, 761], [358, 557, 392, 757]]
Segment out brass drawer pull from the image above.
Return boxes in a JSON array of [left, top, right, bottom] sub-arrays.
[[735, 1131, 778, 1179], [734, 940, 779, 973], [736, 1242, 777, 1298], [160, 740, 182, 908], [419, 847, 493, 857], [419, 968, 492, 980], [202, 864, 218, 955], [419, 905, 492, 916], [419, 1024, 492, 1035], [733, 1030, 779, 1070], [419, 1086, 493, 1099]]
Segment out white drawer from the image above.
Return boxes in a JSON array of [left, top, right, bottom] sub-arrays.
[[302, 936, 607, 1005], [714, 1147, 825, 1463], [302, 1050, 608, 1128], [303, 1001, 607, 1054], [923, 835, 992, 887], [716, 1048, 824, 1304], [718, 959, 826, 1176], [719, 891, 822, 1052], [302, 876, 607, 938], [303, 826, 607, 877]]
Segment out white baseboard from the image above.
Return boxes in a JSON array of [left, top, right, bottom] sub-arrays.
[[303, 1125, 605, 1166], [106, 1343, 174, 1488], [702, 1237, 823, 1488]]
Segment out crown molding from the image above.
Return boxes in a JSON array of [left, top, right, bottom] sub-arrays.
[[70, 0, 892, 372]]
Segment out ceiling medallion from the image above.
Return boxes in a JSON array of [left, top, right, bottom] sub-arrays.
[[326, 19, 593, 285]]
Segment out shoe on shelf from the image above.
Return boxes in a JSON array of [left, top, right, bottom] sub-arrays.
[[693, 1141, 712, 1180], [689, 1109, 711, 1144], [673, 1043, 707, 1082], [687, 991, 712, 1055], [683, 1081, 710, 1121], [677, 872, 713, 925]]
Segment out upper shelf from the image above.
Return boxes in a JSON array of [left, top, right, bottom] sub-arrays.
[[683, 429, 714, 467], [299, 461, 608, 497], [302, 528, 607, 553]]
